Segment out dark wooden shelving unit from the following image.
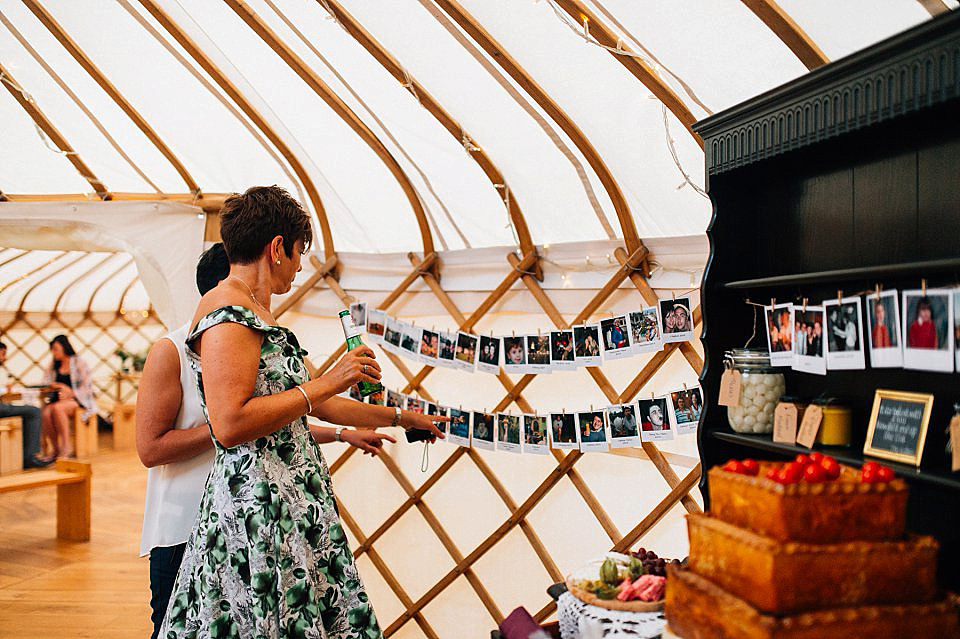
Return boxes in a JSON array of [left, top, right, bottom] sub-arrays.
[[693, 12, 960, 590]]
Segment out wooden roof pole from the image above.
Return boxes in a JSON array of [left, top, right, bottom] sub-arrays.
[[225, 0, 436, 257], [51, 254, 114, 315], [16, 253, 87, 315], [550, 0, 702, 149], [85, 256, 135, 315], [3, 192, 229, 214], [917, 0, 951, 16], [314, 0, 536, 259], [0, 63, 111, 199], [430, 0, 643, 254], [135, 0, 336, 259], [739, 0, 829, 70], [22, 0, 200, 194]]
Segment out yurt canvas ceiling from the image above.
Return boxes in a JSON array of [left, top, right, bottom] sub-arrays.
[[1, 0, 948, 257]]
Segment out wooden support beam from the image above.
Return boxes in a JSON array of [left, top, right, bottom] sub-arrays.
[[225, 0, 434, 256], [550, 0, 702, 148], [136, 0, 336, 258], [23, 0, 199, 194], [917, 0, 951, 16], [431, 0, 643, 254], [613, 464, 701, 552], [317, 0, 538, 258], [740, 0, 829, 71], [2, 192, 228, 213], [0, 63, 111, 199], [275, 255, 339, 318]]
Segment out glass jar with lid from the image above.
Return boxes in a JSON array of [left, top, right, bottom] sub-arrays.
[[725, 348, 785, 434]]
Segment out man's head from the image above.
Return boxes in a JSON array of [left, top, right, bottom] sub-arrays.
[[648, 403, 663, 426], [196, 242, 231, 295], [0, 342, 6, 366]]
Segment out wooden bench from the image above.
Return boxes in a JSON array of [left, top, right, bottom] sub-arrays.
[[73, 411, 98, 458], [111, 404, 136, 451], [0, 417, 23, 475], [0, 460, 92, 541]]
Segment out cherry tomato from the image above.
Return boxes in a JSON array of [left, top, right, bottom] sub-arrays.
[[876, 466, 895, 482], [862, 461, 881, 473], [740, 459, 760, 476], [723, 460, 745, 474], [803, 463, 826, 483], [820, 458, 842, 480], [861, 467, 878, 484], [820, 455, 837, 465], [765, 467, 780, 481], [780, 462, 805, 484], [809, 452, 824, 464], [795, 454, 811, 466]]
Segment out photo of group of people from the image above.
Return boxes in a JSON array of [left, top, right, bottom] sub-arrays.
[[348, 296, 697, 375], [348, 382, 701, 453], [764, 288, 959, 374]]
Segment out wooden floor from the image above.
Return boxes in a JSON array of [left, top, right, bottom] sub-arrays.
[[0, 435, 153, 639]]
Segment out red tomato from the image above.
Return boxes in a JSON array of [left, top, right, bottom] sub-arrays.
[[781, 462, 805, 484], [809, 452, 824, 464], [795, 454, 812, 466], [862, 461, 881, 473], [861, 467, 878, 484], [803, 463, 826, 483], [765, 467, 780, 481], [740, 459, 760, 476], [876, 466, 895, 482], [821, 455, 836, 465], [723, 460, 745, 474], [820, 458, 841, 480]]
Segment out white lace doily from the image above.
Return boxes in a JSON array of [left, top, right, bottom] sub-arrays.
[[557, 591, 666, 639]]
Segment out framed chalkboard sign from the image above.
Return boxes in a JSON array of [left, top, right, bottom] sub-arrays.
[[864, 390, 934, 466]]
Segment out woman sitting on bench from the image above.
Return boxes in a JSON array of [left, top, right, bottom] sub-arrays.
[[39, 335, 96, 461]]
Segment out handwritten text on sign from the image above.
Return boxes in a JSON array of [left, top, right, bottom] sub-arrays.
[[871, 399, 925, 456]]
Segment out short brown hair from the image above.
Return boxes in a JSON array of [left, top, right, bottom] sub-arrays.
[[219, 186, 313, 264]]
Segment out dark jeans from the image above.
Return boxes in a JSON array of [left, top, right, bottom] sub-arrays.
[[149, 543, 186, 639], [0, 403, 42, 463]]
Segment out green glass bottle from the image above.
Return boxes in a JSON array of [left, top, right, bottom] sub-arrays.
[[339, 309, 383, 397]]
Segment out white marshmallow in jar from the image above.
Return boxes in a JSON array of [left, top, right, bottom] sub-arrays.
[[724, 348, 785, 434]]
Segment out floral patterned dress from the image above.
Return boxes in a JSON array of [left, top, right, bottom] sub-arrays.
[[159, 306, 381, 639]]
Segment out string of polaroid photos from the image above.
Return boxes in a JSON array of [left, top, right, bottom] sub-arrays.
[[347, 294, 697, 375], [348, 383, 703, 454], [754, 279, 960, 376]]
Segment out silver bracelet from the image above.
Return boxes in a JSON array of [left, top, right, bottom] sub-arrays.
[[391, 406, 403, 429], [295, 385, 312, 415]]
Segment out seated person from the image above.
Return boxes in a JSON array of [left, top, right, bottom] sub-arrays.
[[40, 335, 96, 460], [0, 341, 49, 468]]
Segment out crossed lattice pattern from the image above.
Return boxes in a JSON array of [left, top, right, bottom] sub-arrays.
[[286, 250, 704, 637]]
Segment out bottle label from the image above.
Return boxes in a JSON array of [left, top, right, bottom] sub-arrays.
[[340, 312, 362, 340]]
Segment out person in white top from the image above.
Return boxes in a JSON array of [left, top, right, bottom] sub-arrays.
[[137, 243, 395, 639]]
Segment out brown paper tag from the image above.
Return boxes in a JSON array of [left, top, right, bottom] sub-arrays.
[[773, 403, 798, 444], [718, 369, 741, 407], [795, 404, 823, 448], [950, 415, 960, 472]]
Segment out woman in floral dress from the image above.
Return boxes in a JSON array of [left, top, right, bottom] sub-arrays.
[[160, 186, 446, 639]]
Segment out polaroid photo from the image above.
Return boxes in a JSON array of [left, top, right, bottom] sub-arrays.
[[436, 331, 458, 369], [526, 334, 553, 374], [349, 302, 367, 332], [476, 335, 501, 374], [549, 330, 576, 371], [764, 303, 795, 367], [638, 397, 674, 442], [348, 385, 363, 402], [824, 297, 866, 370], [366, 309, 387, 343], [471, 412, 495, 450], [496, 413, 522, 453], [600, 315, 633, 360], [405, 396, 425, 415], [523, 415, 550, 455], [419, 328, 439, 365], [660, 297, 695, 343], [607, 404, 640, 448], [367, 390, 385, 406], [629, 307, 663, 354], [578, 410, 609, 452], [549, 412, 579, 450], [386, 390, 404, 409], [426, 403, 447, 433], [902, 288, 955, 373], [573, 324, 602, 367], [447, 408, 470, 447], [502, 335, 528, 374], [454, 332, 478, 372], [792, 305, 827, 375], [669, 387, 703, 435], [400, 324, 421, 359], [383, 318, 403, 354], [865, 290, 903, 368]]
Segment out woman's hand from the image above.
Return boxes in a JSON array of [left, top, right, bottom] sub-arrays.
[[58, 385, 75, 401], [401, 411, 448, 441], [323, 346, 382, 395], [342, 429, 396, 456]]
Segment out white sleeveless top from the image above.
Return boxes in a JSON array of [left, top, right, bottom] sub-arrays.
[[139, 324, 216, 556]]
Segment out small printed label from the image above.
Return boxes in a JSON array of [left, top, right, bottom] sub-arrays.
[[773, 403, 798, 444], [950, 415, 960, 472], [340, 313, 362, 339], [795, 404, 823, 449], [718, 369, 741, 407]]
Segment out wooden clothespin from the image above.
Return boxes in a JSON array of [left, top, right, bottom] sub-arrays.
[[771, 297, 776, 308], [838, 289, 843, 302], [875, 283, 882, 298], [683, 382, 688, 391], [802, 298, 808, 313], [922, 278, 928, 296]]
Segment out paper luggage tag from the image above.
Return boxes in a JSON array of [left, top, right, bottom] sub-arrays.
[[773, 403, 798, 444], [718, 369, 741, 407], [951, 415, 960, 472], [795, 404, 823, 448]]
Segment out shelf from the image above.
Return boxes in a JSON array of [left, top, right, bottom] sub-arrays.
[[723, 257, 960, 290], [711, 430, 960, 491]]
